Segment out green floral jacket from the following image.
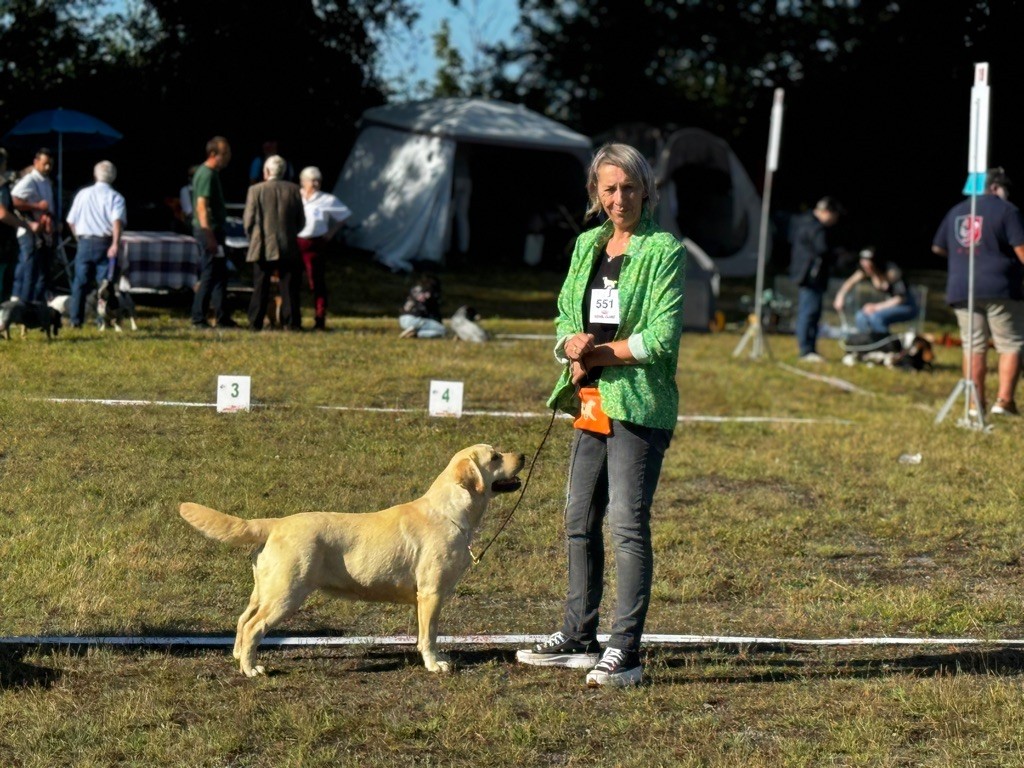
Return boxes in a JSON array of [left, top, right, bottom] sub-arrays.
[[547, 208, 686, 430]]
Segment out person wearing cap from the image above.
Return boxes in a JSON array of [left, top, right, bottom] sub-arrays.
[[932, 167, 1024, 416], [788, 196, 844, 362], [832, 246, 918, 335]]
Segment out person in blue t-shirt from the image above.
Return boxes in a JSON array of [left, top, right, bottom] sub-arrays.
[[932, 167, 1024, 416]]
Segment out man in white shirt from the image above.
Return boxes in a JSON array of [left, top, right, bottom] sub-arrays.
[[65, 160, 127, 328], [11, 148, 55, 302]]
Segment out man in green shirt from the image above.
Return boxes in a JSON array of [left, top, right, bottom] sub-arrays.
[[190, 136, 237, 329]]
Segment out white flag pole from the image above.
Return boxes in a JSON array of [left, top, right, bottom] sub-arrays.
[[734, 88, 784, 360], [935, 62, 989, 429]]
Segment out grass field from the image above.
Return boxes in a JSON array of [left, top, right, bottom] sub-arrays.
[[2, 257, 1024, 767]]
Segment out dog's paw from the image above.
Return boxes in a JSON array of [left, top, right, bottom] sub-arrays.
[[424, 653, 453, 673], [242, 664, 266, 678]]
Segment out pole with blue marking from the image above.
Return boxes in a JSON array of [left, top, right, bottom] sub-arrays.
[[935, 62, 990, 429]]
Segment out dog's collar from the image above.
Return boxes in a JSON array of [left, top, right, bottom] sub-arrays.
[[449, 519, 480, 566]]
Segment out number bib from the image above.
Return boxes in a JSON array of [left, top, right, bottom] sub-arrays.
[[589, 288, 620, 325]]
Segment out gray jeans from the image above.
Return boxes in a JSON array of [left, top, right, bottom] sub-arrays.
[[560, 420, 672, 652]]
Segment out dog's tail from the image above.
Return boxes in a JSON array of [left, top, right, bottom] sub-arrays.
[[179, 503, 274, 547]]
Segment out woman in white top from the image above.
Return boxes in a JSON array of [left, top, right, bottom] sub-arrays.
[[297, 166, 351, 330]]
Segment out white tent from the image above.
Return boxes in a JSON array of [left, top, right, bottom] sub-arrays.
[[334, 98, 592, 272], [654, 127, 763, 278]]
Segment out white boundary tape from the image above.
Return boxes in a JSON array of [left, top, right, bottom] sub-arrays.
[[776, 362, 874, 396], [40, 398, 852, 425], [45, 397, 214, 408], [1, 633, 1021, 648]]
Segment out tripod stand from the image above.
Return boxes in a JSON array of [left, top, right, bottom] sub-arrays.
[[734, 89, 784, 362]]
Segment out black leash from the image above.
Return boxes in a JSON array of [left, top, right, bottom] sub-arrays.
[[470, 354, 584, 565], [469, 405, 559, 565]]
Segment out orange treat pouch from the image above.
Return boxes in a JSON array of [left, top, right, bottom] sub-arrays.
[[573, 386, 612, 434]]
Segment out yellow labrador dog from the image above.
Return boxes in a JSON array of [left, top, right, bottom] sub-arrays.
[[180, 444, 524, 677]]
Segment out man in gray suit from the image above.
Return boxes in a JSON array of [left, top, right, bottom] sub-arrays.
[[243, 154, 305, 331]]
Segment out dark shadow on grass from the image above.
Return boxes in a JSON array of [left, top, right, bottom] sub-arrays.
[[0, 628, 521, 677], [0, 647, 62, 689], [24, 632, 1023, 683], [656, 645, 1024, 683]]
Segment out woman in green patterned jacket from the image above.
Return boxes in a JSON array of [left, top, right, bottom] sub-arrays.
[[516, 143, 686, 687]]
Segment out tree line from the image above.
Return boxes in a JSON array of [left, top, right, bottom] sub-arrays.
[[2, 0, 1022, 265]]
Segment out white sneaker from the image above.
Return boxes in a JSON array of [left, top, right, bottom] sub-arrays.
[[515, 632, 602, 668], [585, 647, 643, 688], [799, 352, 826, 363], [991, 399, 1019, 416]]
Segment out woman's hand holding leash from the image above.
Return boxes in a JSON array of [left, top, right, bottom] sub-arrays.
[[565, 333, 595, 362], [566, 333, 595, 386]]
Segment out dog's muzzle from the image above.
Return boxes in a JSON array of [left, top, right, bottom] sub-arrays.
[[491, 477, 522, 493]]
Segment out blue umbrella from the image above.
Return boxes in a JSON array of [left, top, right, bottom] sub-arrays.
[[3, 108, 123, 223]]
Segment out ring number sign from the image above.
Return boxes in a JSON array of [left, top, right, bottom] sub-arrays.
[[429, 380, 464, 418], [217, 375, 251, 413]]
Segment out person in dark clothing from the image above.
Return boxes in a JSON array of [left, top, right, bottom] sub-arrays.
[[244, 154, 305, 332], [0, 148, 23, 301], [190, 136, 237, 329], [789, 196, 843, 362]]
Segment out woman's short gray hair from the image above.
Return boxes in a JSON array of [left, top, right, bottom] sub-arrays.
[[263, 154, 286, 180], [299, 166, 322, 184], [94, 160, 116, 184], [585, 143, 658, 220]]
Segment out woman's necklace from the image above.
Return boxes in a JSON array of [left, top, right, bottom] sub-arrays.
[[607, 233, 631, 260]]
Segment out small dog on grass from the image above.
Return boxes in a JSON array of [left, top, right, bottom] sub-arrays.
[[180, 444, 525, 677], [48, 279, 139, 332], [451, 305, 488, 342], [94, 277, 139, 332], [0, 300, 62, 340]]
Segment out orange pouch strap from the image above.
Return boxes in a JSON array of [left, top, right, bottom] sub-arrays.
[[573, 386, 612, 435]]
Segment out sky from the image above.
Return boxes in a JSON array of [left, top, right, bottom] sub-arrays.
[[100, 0, 522, 99], [376, 0, 521, 98]]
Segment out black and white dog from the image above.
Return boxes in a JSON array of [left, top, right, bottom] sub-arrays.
[[0, 300, 62, 340], [48, 277, 138, 332], [94, 277, 139, 332]]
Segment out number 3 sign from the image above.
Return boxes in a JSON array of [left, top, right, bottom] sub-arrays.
[[217, 375, 252, 413]]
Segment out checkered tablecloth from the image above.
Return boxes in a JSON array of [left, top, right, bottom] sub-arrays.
[[119, 231, 202, 291]]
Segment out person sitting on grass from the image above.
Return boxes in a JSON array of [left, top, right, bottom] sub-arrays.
[[832, 246, 918, 336], [398, 273, 445, 338]]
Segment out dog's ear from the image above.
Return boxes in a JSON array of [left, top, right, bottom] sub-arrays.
[[454, 458, 485, 495]]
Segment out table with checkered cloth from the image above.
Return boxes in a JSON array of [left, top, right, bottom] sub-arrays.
[[118, 231, 202, 291]]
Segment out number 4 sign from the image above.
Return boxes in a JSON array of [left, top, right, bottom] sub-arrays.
[[429, 380, 464, 418], [217, 375, 251, 413]]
